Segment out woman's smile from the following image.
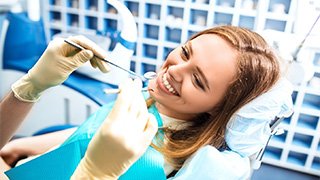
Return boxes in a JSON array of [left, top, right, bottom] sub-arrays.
[[154, 69, 180, 97], [161, 72, 179, 96]]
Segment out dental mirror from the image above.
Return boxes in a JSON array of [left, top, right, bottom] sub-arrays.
[[143, 71, 157, 80], [104, 71, 157, 94]]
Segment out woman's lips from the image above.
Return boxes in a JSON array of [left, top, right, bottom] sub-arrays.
[[157, 70, 179, 96]]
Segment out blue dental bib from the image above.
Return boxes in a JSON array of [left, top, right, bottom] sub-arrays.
[[5, 102, 166, 180]]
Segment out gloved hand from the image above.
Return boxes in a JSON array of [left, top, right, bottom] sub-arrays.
[[71, 79, 158, 180], [11, 35, 110, 102]]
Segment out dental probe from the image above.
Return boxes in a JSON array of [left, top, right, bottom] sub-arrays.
[[64, 39, 148, 81], [104, 87, 150, 94], [292, 14, 320, 61]]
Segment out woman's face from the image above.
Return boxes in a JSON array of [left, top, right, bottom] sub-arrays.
[[148, 34, 237, 120]]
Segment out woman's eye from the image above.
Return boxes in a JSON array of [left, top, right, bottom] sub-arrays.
[[193, 74, 204, 89], [181, 46, 189, 60]]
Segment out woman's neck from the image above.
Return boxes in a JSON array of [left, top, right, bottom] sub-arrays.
[[155, 102, 195, 120]]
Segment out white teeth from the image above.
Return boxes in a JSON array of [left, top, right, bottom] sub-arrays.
[[162, 74, 177, 95]]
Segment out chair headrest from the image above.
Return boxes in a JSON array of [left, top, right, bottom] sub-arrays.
[[225, 78, 294, 157]]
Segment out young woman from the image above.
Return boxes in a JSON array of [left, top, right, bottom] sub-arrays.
[[147, 25, 282, 170], [1, 25, 291, 179]]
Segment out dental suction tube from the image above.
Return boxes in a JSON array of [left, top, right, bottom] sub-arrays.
[[75, 0, 138, 85], [107, 0, 137, 43], [103, 0, 138, 85]]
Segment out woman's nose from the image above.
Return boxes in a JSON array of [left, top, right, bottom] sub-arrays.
[[167, 63, 188, 83]]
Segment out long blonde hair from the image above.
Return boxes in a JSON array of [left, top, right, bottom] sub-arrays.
[[150, 25, 282, 170]]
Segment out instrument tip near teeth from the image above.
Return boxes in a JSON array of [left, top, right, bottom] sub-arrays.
[[144, 72, 157, 80], [104, 87, 150, 94]]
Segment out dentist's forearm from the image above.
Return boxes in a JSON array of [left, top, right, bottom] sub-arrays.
[[0, 156, 10, 180], [0, 91, 34, 149]]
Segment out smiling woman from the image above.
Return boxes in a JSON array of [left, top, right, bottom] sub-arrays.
[[2, 25, 289, 180], [147, 25, 283, 173]]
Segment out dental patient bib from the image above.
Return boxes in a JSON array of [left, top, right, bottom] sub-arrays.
[[5, 102, 167, 180]]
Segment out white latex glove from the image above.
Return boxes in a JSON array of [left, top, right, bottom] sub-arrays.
[[71, 79, 158, 180], [11, 35, 110, 102]]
